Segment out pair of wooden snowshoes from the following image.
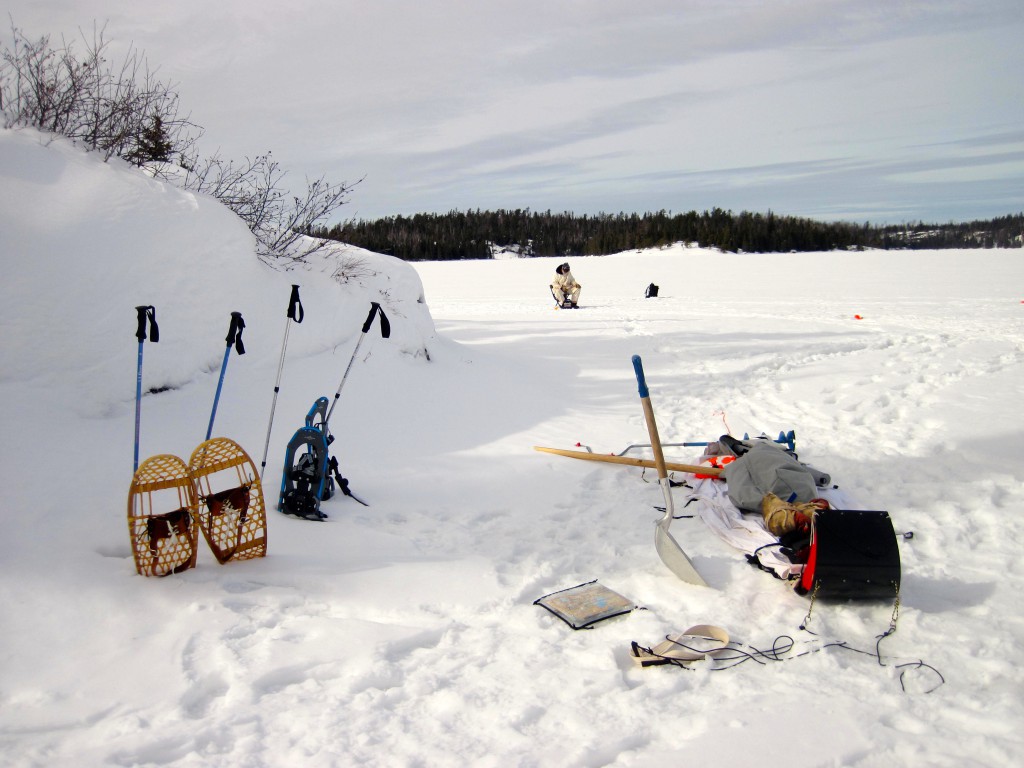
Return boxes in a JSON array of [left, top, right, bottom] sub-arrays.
[[127, 437, 268, 577]]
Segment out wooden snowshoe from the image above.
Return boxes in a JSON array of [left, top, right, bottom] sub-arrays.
[[188, 437, 268, 563], [128, 454, 199, 577]]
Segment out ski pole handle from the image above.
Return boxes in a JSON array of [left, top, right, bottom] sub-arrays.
[[135, 305, 159, 342], [361, 303, 379, 333], [632, 355, 649, 398], [225, 311, 245, 354], [287, 284, 304, 323], [361, 302, 391, 338], [135, 306, 148, 342]]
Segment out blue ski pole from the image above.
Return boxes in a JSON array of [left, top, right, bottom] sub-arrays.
[[260, 286, 304, 478], [133, 305, 159, 472], [206, 311, 245, 441]]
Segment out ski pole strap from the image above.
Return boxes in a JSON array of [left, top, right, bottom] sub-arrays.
[[225, 311, 245, 354], [362, 302, 391, 338], [135, 305, 159, 343], [287, 284, 304, 323], [329, 457, 369, 506]]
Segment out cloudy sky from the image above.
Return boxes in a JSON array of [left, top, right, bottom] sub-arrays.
[[7, 1, 1023, 224]]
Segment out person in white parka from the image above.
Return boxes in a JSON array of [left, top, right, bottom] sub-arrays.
[[551, 262, 581, 308]]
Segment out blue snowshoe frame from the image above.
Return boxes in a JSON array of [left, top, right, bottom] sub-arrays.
[[278, 397, 334, 520]]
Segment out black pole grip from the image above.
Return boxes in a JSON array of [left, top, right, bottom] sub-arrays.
[[225, 311, 245, 355], [362, 302, 391, 338], [135, 305, 158, 343], [287, 284, 304, 323], [361, 303, 380, 334]]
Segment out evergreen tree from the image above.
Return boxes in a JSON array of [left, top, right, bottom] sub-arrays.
[[129, 114, 174, 165]]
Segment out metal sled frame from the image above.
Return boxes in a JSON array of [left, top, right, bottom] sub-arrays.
[[576, 430, 797, 457]]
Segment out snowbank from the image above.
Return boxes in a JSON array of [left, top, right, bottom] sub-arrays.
[[2, 127, 1023, 767]]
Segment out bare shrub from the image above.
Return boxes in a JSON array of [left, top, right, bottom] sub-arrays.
[[1, 20, 201, 164], [178, 149, 359, 264], [2, 18, 354, 264], [331, 253, 376, 284]]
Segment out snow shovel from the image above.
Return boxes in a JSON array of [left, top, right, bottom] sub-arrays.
[[632, 355, 707, 587]]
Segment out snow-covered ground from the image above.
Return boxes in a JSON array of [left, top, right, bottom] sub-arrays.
[[2, 128, 1023, 767]]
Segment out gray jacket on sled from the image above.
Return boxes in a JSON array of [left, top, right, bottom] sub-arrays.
[[719, 440, 831, 513]]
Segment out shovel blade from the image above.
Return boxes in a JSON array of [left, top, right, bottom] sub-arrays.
[[655, 517, 708, 587]]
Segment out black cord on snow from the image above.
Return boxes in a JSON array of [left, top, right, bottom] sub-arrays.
[[644, 609, 944, 694], [630, 642, 696, 671], [639, 468, 691, 489], [746, 542, 792, 580], [648, 485, 699, 519], [793, 589, 943, 693], [652, 506, 694, 519]]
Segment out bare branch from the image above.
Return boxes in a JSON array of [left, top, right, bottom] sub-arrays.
[[2, 16, 355, 264]]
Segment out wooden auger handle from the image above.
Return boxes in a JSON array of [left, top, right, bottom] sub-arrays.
[[532, 446, 723, 477]]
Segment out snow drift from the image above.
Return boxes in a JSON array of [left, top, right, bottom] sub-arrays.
[[2, 127, 1023, 767]]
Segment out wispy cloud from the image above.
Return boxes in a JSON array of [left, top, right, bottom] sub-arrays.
[[5, 0, 1023, 223]]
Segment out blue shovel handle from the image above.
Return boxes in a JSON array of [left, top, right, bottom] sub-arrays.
[[632, 355, 649, 398]]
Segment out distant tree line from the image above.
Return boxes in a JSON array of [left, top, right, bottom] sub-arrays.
[[874, 214, 1023, 250], [314, 209, 1023, 260]]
